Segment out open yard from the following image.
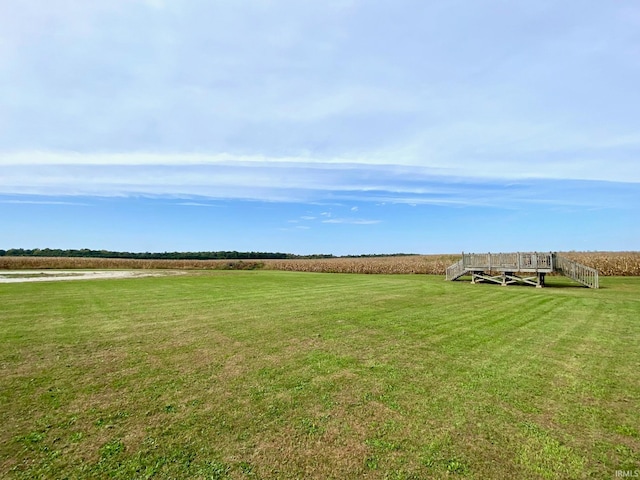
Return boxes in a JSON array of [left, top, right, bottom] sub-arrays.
[[1, 271, 639, 479]]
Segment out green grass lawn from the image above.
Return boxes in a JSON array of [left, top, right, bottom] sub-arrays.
[[1, 272, 639, 479]]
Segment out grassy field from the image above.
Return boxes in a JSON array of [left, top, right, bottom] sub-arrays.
[[1, 272, 639, 479]]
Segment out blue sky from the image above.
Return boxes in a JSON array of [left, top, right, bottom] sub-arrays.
[[1, 1, 638, 255]]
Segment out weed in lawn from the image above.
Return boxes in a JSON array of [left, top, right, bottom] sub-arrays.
[[100, 438, 125, 459], [299, 417, 325, 436], [446, 459, 469, 475]]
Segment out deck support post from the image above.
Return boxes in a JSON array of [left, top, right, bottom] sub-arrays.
[[501, 272, 513, 286], [536, 273, 546, 288]]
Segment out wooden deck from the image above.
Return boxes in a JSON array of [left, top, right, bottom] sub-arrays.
[[446, 252, 599, 288]]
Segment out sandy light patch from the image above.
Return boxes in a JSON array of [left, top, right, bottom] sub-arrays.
[[0, 270, 180, 283]]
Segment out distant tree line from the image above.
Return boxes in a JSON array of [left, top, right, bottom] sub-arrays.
[[0, 248, 335, 260], [0, 248, 418, 259]]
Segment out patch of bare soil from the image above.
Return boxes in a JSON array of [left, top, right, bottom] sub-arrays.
[[0, 270, 182, 283]]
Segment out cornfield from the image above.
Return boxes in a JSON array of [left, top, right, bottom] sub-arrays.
[[0, 256, 265, 271], [559, 251, 640, 276], [2, 252, 639, 275], [262, 255, 460, 274]]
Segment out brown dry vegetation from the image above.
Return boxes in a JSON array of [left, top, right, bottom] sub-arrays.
[[561, 251, 640, 276], [263, 254, 461, 274], [0, 256, 265, 271], [1, 251, 639, 275]]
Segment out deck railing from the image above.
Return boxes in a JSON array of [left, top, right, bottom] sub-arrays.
[[462, 252, 554, 272], [445, 259, 465, 281], [446, 251, 598, 288], [555, 255, 599, 289]]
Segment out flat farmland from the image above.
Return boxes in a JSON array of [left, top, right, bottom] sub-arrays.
[[2, 251, 639, 275], [1, 272, 639, 479]]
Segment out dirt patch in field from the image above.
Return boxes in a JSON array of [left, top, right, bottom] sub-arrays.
[[0, 270, 182, 283]]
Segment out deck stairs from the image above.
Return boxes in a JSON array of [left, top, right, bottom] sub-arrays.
[[445, 252, 599, 288], [554, 255, 599, 289], [445, 259, 466, 282]]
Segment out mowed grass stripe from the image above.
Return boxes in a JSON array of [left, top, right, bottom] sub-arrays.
[[1, 272, 638, 479]]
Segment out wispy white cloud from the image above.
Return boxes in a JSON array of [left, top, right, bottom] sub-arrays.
[[1, 158, 637, 211], [0, 199, 90, 206], [322, 218, 381, 225], [279, 225, 311, 231], [1, 150, 637, 184], [175, 202, 221, 207]]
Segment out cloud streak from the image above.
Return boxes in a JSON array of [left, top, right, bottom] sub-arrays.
[[2, 159, 637, 210], [1, 149, 638, 185], [0, 199, 90, 206], [322, 218, 382, 225]]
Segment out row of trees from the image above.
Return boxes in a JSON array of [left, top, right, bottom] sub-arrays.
[[0, 248, 335, 260], [0, 249, 418, 260]]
